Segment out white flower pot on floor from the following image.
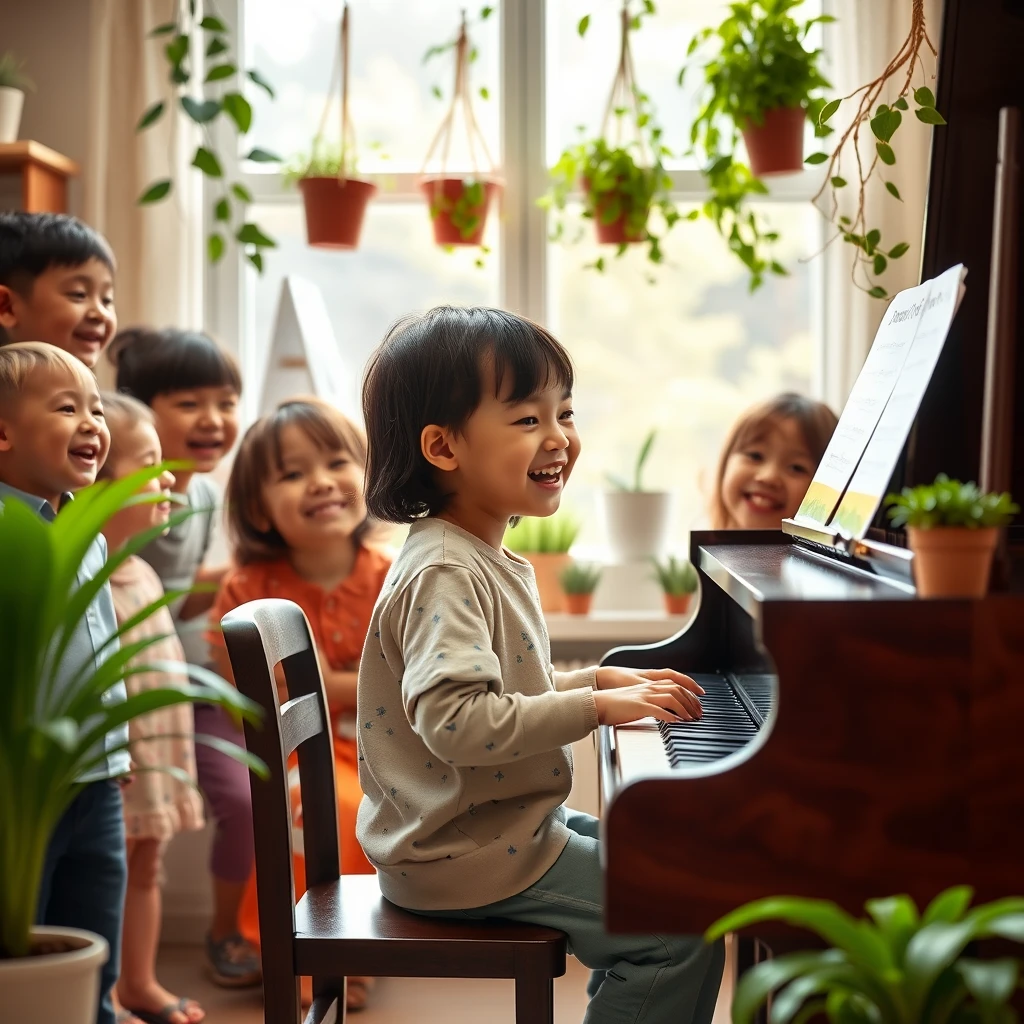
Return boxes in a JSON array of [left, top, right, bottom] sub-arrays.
[[602, 491, 672, 563], [0, 87, 25, 143], [0, 926, 109, 1024]]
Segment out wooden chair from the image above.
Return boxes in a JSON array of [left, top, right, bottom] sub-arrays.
[[221, 598, 567, 1024]]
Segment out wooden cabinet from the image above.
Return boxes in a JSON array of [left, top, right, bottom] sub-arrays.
[[0, 141, 79, 214]]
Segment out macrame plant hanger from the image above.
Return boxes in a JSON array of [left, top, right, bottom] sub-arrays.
[[601, 3, 649, 167], [310, 1, 357, 184]]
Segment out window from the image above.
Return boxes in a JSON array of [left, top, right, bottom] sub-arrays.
[[213, 0, 829, 548]]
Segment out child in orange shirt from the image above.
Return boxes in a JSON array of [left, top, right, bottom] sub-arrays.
[[207, 397, 389, 1013]]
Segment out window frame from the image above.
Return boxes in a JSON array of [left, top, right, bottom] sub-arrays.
[[211, 0, 831, 424]]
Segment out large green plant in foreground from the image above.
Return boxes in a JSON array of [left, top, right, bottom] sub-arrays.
[[0, 466, 265, 959], [708, 886, 1024, 1024]]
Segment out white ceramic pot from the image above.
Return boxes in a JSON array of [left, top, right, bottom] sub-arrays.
[[0, 87, 25, 144], [0, 926, 109, 1024], [602, 491, 672, 563]]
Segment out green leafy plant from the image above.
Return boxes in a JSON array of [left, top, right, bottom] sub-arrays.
[[560, 561, 603, 595], [681, 0, 833, 291], [136, 4, 280, 272], [282, 139, 389, 188], [541, 2, 678, 273], [504, 512, 581, 555], [652, 556, 698, 596], [0, 465, 266, 959], [885, 475, 1019, 530], [423, 4, 495, 103], [805, 5, 944, 298], [707, 886, 1024, 1024], [607, 430, 657, 492], [0, 51, 35, 92]]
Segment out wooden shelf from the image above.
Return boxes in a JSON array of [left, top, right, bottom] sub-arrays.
[[0, 141, 80, 214], [545, 611, 690, 643]]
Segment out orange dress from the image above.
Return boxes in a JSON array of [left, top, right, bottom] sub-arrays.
[[207, 545, 391, 956]]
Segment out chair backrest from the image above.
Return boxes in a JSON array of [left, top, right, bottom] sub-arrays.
[[221, 598, 342, 949]]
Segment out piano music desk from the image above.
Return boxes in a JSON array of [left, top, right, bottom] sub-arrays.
[[598, 531, 1024, 938]]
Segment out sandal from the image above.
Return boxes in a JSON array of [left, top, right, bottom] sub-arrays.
[[205, 932, 262, 988], [123, 998, 205, 1024]]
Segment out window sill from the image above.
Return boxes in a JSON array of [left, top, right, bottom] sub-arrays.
[[545, 610, 690, 643]]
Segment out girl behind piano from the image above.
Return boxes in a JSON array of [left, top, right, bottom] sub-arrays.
[[358, 306, 725, 1024], [709, 392, 838, 530]]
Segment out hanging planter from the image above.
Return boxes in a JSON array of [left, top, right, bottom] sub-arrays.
[[419, 13, 501, 251], [287, 3, 376, 250], [542, 3, 678, 271], [741, 106, 808, 178]]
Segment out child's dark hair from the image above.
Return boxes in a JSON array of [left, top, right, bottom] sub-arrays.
[[108, 326, 242, 406], [0, 212, 115, 293], [709, 392, 839, 529], [227, 397, 371, 564], [362, 305, 574, 523]]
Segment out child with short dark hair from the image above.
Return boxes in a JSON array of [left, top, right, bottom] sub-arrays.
[[108, 327, 259, 987], [709, 392, 838, 530], [0, 212, 117, 368], [358, 306, 724, 1024], [0, 342, 126, 1024]]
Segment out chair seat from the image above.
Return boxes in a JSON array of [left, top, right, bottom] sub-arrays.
[[293, 875, 567, 980]]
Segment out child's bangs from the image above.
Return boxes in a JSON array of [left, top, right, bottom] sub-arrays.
[[267, 399, 367, 472], [731, 411, 786, 455], [489, 322, 574, 404], [158, 335, 241, 395]]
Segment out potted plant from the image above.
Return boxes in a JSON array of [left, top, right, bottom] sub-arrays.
[[0, 467, 264, 1023], [885, 474, 1018, 598], [559, 562, 603, 616], [542, 4, 679, 270], [503, 512, 581, 612], [706, 885, 1024, 1024], [0, 52, 33, 144], [652, 556, 698, 615], [602, 430, 672, 562], [420, 12, 501, 253], [285, 4, 377, 250], [680, 0, 832, 288]]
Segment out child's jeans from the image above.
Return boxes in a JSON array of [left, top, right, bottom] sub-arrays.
[[193, 703, 254, 884], [416, 809, 725, 1024], [37, 779, 127, 1024]]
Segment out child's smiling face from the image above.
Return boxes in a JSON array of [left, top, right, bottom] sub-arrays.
[[0, 257, 116, 368], [149, 385, 240, 477]]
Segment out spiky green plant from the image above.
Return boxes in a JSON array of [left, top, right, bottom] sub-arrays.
[[0, 51, 35, 92], [0, 465, 265, 959], [652, 556, 698, 596], [607, 429, 657, 492], [886, 475, 1018, 530], [560, 561, 603, 595], [707, 886, 1024, 1024], [503, 511, 581, 554]]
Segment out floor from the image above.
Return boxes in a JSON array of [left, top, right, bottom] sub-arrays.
[[157, 938, 735, 1023]]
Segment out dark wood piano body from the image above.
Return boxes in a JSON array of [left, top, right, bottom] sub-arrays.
[[599, 531, 1024, 936]]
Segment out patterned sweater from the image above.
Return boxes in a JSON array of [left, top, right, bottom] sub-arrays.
[[356, 517, 598, 910]]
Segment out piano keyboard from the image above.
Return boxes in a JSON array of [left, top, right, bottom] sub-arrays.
[[657, 674, 773, 768]]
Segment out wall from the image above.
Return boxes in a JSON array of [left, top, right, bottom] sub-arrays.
[[5, 0, 92, 216]]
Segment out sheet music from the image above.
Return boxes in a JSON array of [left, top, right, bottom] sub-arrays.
[[831, 264, 967, 537], [794, 277, 936, 527]]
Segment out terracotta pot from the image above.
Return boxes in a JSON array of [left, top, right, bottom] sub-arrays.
[[298, 176, 376, 249], [420, 177, 501, 246], [908, 526, 999, 598], [582, 178, 649, 244], [564, 593, 594, 616], [663, 593, 693, 616], [741, 106, 806, 177], [524, 552, 571, 612], [0, 926, 109, 1024]]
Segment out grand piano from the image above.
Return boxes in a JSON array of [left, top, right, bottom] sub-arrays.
[[599, 0, 1024, 940]]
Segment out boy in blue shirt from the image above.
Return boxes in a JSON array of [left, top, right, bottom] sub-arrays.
[[0, 341, 126, 1024]]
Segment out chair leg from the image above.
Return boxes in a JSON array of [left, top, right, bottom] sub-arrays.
[[514, 973, 554, 1024], [261, 960, 303, 1024]]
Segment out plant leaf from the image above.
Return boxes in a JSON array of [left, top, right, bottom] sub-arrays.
[[247, 68, 275, 99], [207, 233, 225, 263], [206, 37, 229, 57], [956, 958, 1018, 1006], [876, 142, 896, 165], [868, 285, 887, 299], [923, 886, 974, 925], [577, 14, 590, 36], [214, 197, 231, 222], [245, 147, 281, 163], [204, 62, 236, 83], [221, 92, 252, 133], [805, 152, 828, 164], [916, 106, 947, 126], [885, 181, 902, 201], [135, 100, 165, 131], [137, 179, 172, 204], [149, 21, 177, 36], [479, 86, 490, 100], [873, 254, 888, 275], [888, 242, 910, 259], [199, 14, 228, 31], [831, 176, 847, 188], [732, 951, 847, 1024], [818, 98, 841, 126], [247, 251, 264, 273], [231, 183, 253, 202], [236, 223, 275, 248], [192, 147, 223, 178], [180, 96, 220, 124], [914, 86, 937, 108]]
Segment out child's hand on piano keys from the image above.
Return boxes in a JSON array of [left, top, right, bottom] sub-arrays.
[[593, 672, 704, 725]]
